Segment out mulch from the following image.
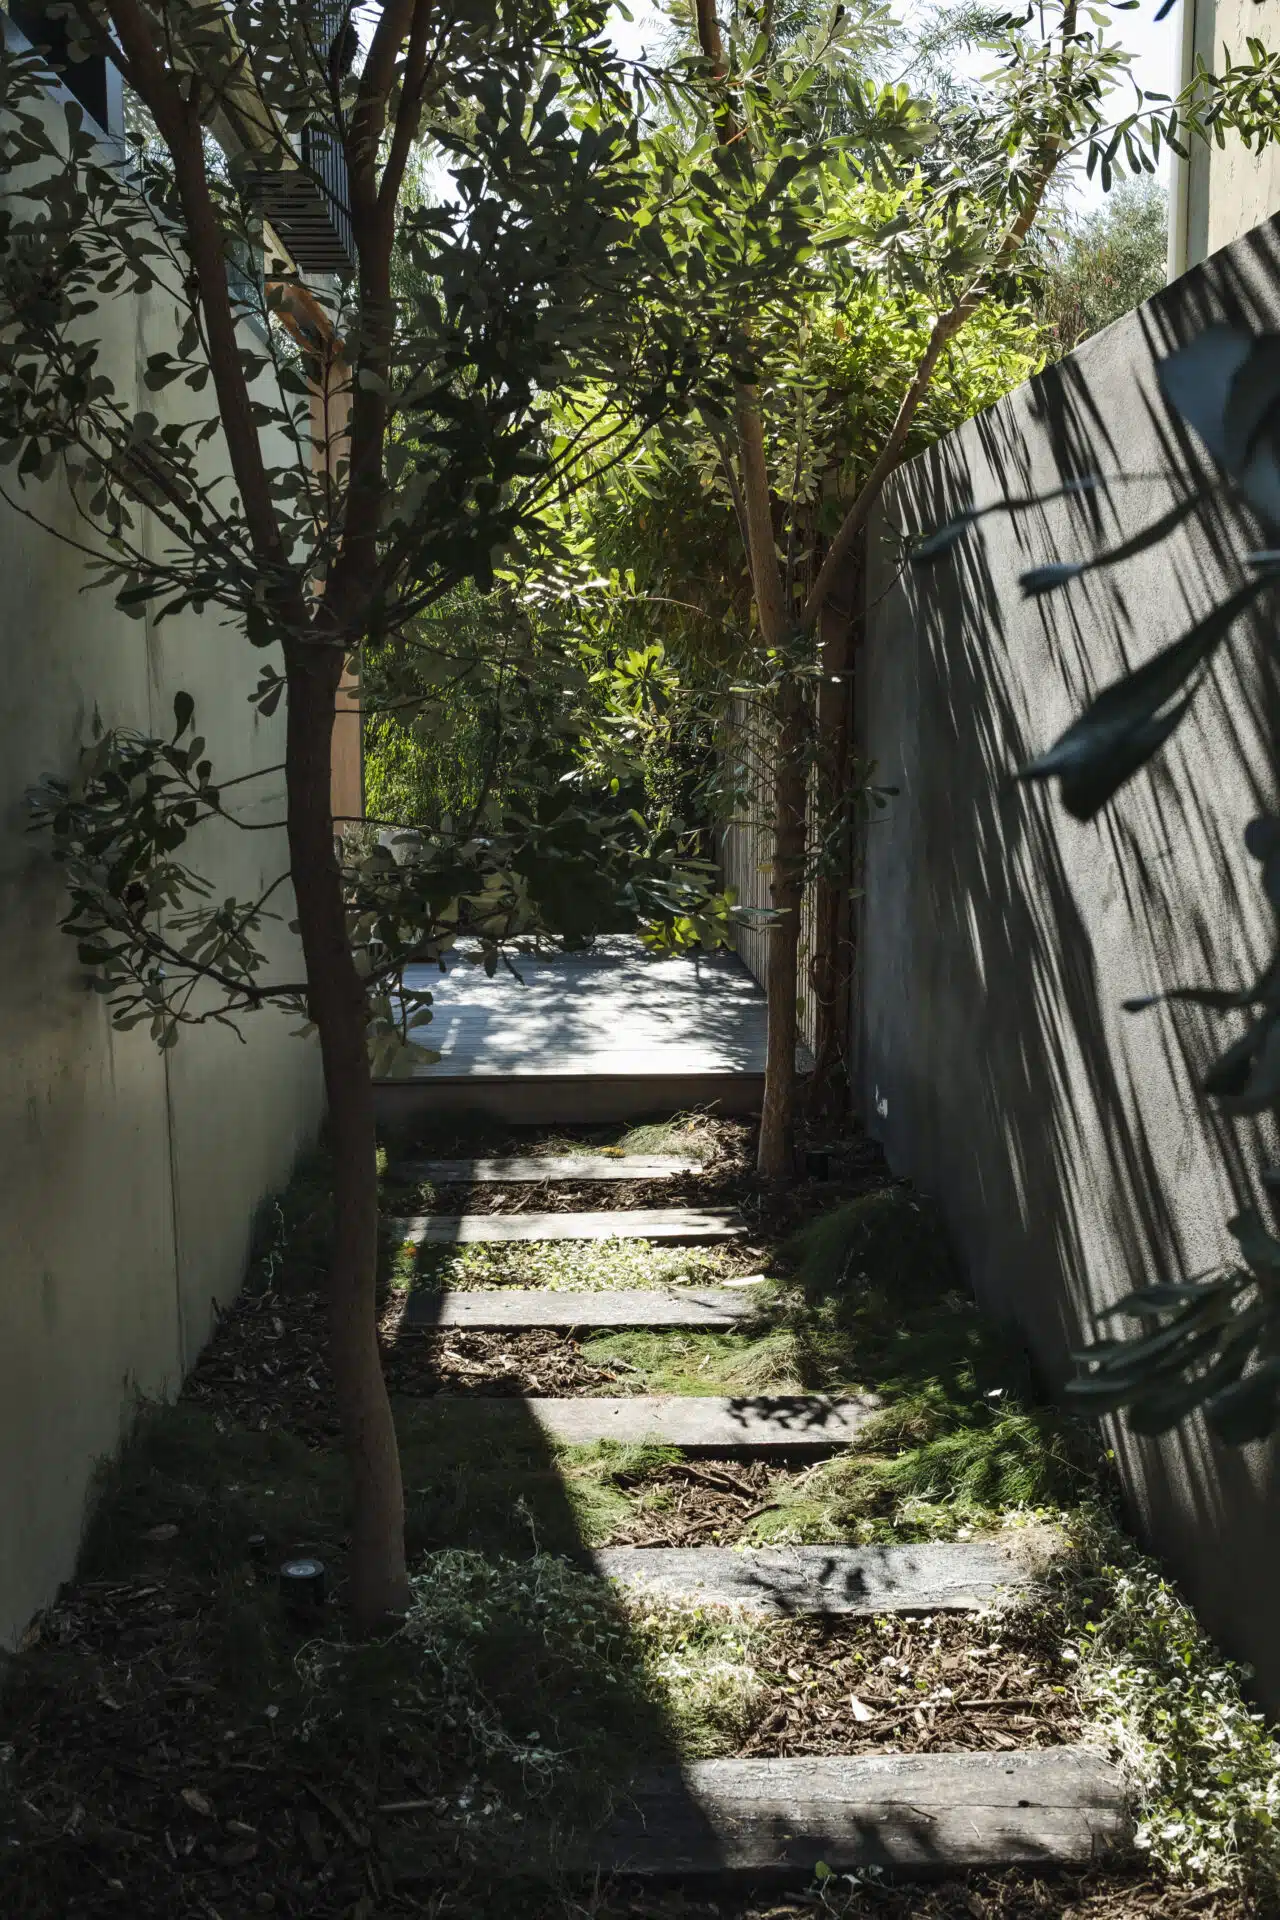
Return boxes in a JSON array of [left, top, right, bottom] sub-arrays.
[[382, 1327, 625, 1398], [598, 1877, 1254, 1918], [598, 1458, 799, 1546], [734, 1612, 1080, 1758]]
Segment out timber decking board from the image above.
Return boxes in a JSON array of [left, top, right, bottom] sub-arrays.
[[591, 1540, 1043, 1615], [390, 1154, 703, 1184], [403, 1286, 754, 1329], [387, 1207, 743, 1245], [588, 1749, 1128, 1877], [388, 939, 772, 1081], [372, 938, 811, 1122], [506, 1393, 877, 1455]]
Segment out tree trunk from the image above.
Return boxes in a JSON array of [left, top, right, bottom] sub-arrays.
[[807, 558, 859, 1120], [284, 640, 410, 1632], [756, 682, 808, 1180]]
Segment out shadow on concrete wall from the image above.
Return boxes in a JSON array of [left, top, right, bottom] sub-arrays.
[[858, 217, 1280, 1703]]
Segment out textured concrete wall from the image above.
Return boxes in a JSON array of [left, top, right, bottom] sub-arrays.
[[0, 59, 323, 1642], [858, 215, 1280, 1705], [1182, 0, 1280, 270]]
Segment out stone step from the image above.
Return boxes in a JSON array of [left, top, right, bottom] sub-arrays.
[[387, 1207, 743, 1245], [592, 1537, 1051, 1616], [409, 1394, 878, 1456], [390, 1154, 703, 1184], [585, 1749, 1128, 1878], [403, 1286, 754, 1329]]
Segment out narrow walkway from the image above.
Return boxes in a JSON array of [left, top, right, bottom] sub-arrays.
[[385, 1129, 1129, 1885]]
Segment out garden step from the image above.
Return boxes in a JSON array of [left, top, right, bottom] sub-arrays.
[[582, 1749, 1128, 1879], [404, 1286, 753, 1329], [390, 1154, 703, 1183], [410, 1393, 878, 1455], [592, 1537, 1054, 1615], [387, 1207, 743, 1244]]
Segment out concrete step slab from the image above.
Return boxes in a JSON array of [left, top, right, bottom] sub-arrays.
[[403, 1286, 755, 1329], [390, 1155, 703, 1184], [387, 1208, 743, 1245], [587, 1748, 1128, 1878], [499, 1394, 879, 1455], [591, 1538, 1052, 1616]]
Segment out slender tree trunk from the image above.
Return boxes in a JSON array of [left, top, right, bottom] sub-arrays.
[[757, 680, 808, 1180], [807, 556, 859, 1120], [285, 641, 409, 1632]]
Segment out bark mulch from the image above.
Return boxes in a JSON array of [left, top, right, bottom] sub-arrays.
[[597, 1878, 1251, 1918], [733, 1612, 1079, 1759], [382, 1327, 622, 1398], [596, 1459, 799, 1547]]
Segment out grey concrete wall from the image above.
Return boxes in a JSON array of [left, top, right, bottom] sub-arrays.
[[858, 215, 1280, 1706], [0, 59, 323, 1643]]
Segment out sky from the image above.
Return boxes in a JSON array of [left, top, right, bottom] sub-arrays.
[[606, 0, 1184, 211]]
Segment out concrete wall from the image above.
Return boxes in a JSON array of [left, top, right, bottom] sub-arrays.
[[1173, 0, 1280, 274], [0, 49, 323, 1642], [857, 213, 1280, 1706]]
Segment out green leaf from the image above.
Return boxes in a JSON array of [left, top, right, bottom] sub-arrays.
[[173, 692, 195, 739]]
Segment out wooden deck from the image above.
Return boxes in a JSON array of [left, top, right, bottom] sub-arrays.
[[375, 937, 796, 1125]]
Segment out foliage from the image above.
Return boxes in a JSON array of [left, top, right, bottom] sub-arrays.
[[1033, 177, 1168, 361], [25, 691, 721, 1071], [1066, 1510, 1280, 1893], [0, 0, 759, 1066]]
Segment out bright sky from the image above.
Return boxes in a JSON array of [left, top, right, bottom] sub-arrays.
[[607, 0, 1183, 210]]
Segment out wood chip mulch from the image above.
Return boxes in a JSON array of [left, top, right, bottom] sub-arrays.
[[597, 1459, 798, 1546], [381, 1328, 624, 1398], [599, 1875, 1253, 1918], [732, 1613, 1080, 1758]]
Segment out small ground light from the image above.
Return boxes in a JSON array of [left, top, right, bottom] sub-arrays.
[[279, 1557, 327, 1614], [803, 1148, 831, 1181]]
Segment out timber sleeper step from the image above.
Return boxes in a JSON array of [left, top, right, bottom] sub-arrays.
[[387, 1207, 743, 1245], [582, 1749, 1129, 1879], [415, 1393, 879, 1456], [402, 1285, 756, 1329], [390, 1154, 703, 1183], [591, 1536, 1058, 1616]]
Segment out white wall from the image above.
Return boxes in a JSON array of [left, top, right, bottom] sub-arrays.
[[0, 43, 324, 1642], [1173, 0, 1280, 272]]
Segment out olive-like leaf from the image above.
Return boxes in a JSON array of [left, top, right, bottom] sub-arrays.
[[1018, 576, 1268, 821]]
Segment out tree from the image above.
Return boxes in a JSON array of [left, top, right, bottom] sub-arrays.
[[1, 0, 725, 1627], [665, 0, 1191, 1176], [1033, 175, 1168, 361]]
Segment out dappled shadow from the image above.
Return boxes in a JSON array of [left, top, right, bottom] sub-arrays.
[[857, 215, 1280, 1705], [594, 1538, 1023, 1618], [398, 937, 768, 1078], [373, 1207, 733, 1886], [594, 1748, 1129, 1880]]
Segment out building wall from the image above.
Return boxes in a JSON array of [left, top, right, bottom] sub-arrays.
[[857, 213, 1280, 1707], [0, 47, 323, 1643], [1174, 0, 1280, 274]]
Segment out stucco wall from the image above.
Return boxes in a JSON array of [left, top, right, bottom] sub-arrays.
[[0, 53, 323, 1642], [857, 213, 1280, 1705], [1176, 0, 1280, 272]]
